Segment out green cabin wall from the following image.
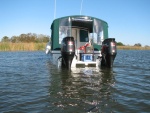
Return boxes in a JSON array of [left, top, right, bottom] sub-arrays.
[[51, 19, 60, 50], [103, 22, 108, 39]]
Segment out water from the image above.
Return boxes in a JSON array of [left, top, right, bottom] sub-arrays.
[[0, 50, 149, 113]]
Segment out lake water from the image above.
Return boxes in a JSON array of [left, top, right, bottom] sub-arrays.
[[0, 50, 149, 113]]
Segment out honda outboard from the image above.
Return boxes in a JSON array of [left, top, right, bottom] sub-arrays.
[[101, 38, 117, 67], [61, 37, 75, 69]]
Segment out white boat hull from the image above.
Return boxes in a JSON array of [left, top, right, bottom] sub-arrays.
[[49, 50, 102, 68]]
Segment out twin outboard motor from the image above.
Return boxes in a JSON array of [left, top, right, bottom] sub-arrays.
[[101, 38, 117, 68], [61, 37, 75, 69]]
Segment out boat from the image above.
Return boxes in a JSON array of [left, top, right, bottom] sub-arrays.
[[46, 15, 117, 69]]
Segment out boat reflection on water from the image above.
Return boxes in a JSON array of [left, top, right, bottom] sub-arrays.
[[46, 61, 116, 112]]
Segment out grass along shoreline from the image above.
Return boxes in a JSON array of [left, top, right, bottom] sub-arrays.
[[0, 42, 150, 51], [0, 42, 47, 51], [117, 46, 150, 50]]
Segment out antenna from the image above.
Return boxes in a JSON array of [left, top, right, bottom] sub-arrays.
[[54, 0, 56, 19], [80, 0, 83, 15]]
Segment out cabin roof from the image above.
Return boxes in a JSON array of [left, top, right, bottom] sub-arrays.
[[50, 15, 108, 29]]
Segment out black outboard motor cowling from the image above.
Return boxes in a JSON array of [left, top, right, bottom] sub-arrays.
[[101, 38, 117, 68], [61, 37, 75, 68]]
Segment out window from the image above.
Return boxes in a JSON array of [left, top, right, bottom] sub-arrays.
[[92, 19, 104, 45], [80, 29, 88, 42], [59, 17, 71, 44]]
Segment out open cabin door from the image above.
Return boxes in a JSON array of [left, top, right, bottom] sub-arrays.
[[71, 28, 89, 50]]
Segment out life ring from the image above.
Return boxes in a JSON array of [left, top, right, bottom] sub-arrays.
[[79, 45, 85, 52], [79, 43, 90, 53]]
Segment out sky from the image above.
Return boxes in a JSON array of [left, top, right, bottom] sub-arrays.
[[0, 0, 150, 46]]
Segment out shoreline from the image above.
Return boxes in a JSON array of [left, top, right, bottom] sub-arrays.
[[0, 42, 150, 51], [117, 46, 150, 50], [0, 42, 47, 51]]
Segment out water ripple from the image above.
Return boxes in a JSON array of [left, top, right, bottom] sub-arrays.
[[0, 50, 150, 112]]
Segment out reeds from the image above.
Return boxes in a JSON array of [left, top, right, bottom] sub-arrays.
[[0, 42, 47, 51]]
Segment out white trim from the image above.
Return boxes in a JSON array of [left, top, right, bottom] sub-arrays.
[[51, 51, 61, 54]]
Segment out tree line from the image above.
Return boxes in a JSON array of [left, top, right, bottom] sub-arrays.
[[116, 42, 149, 47], [1, 33, 50, 43], [1, 34, 148, 47]]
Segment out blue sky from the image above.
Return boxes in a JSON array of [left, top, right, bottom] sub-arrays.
[[0, 0, 150, 46]]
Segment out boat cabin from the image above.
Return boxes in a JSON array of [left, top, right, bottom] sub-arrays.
[[50, 15, 108, 51], [46, 15, 117, 68]]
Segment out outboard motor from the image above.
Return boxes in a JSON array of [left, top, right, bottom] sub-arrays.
[[101, 38, 117, 68], [61, 37, 75, 69]]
